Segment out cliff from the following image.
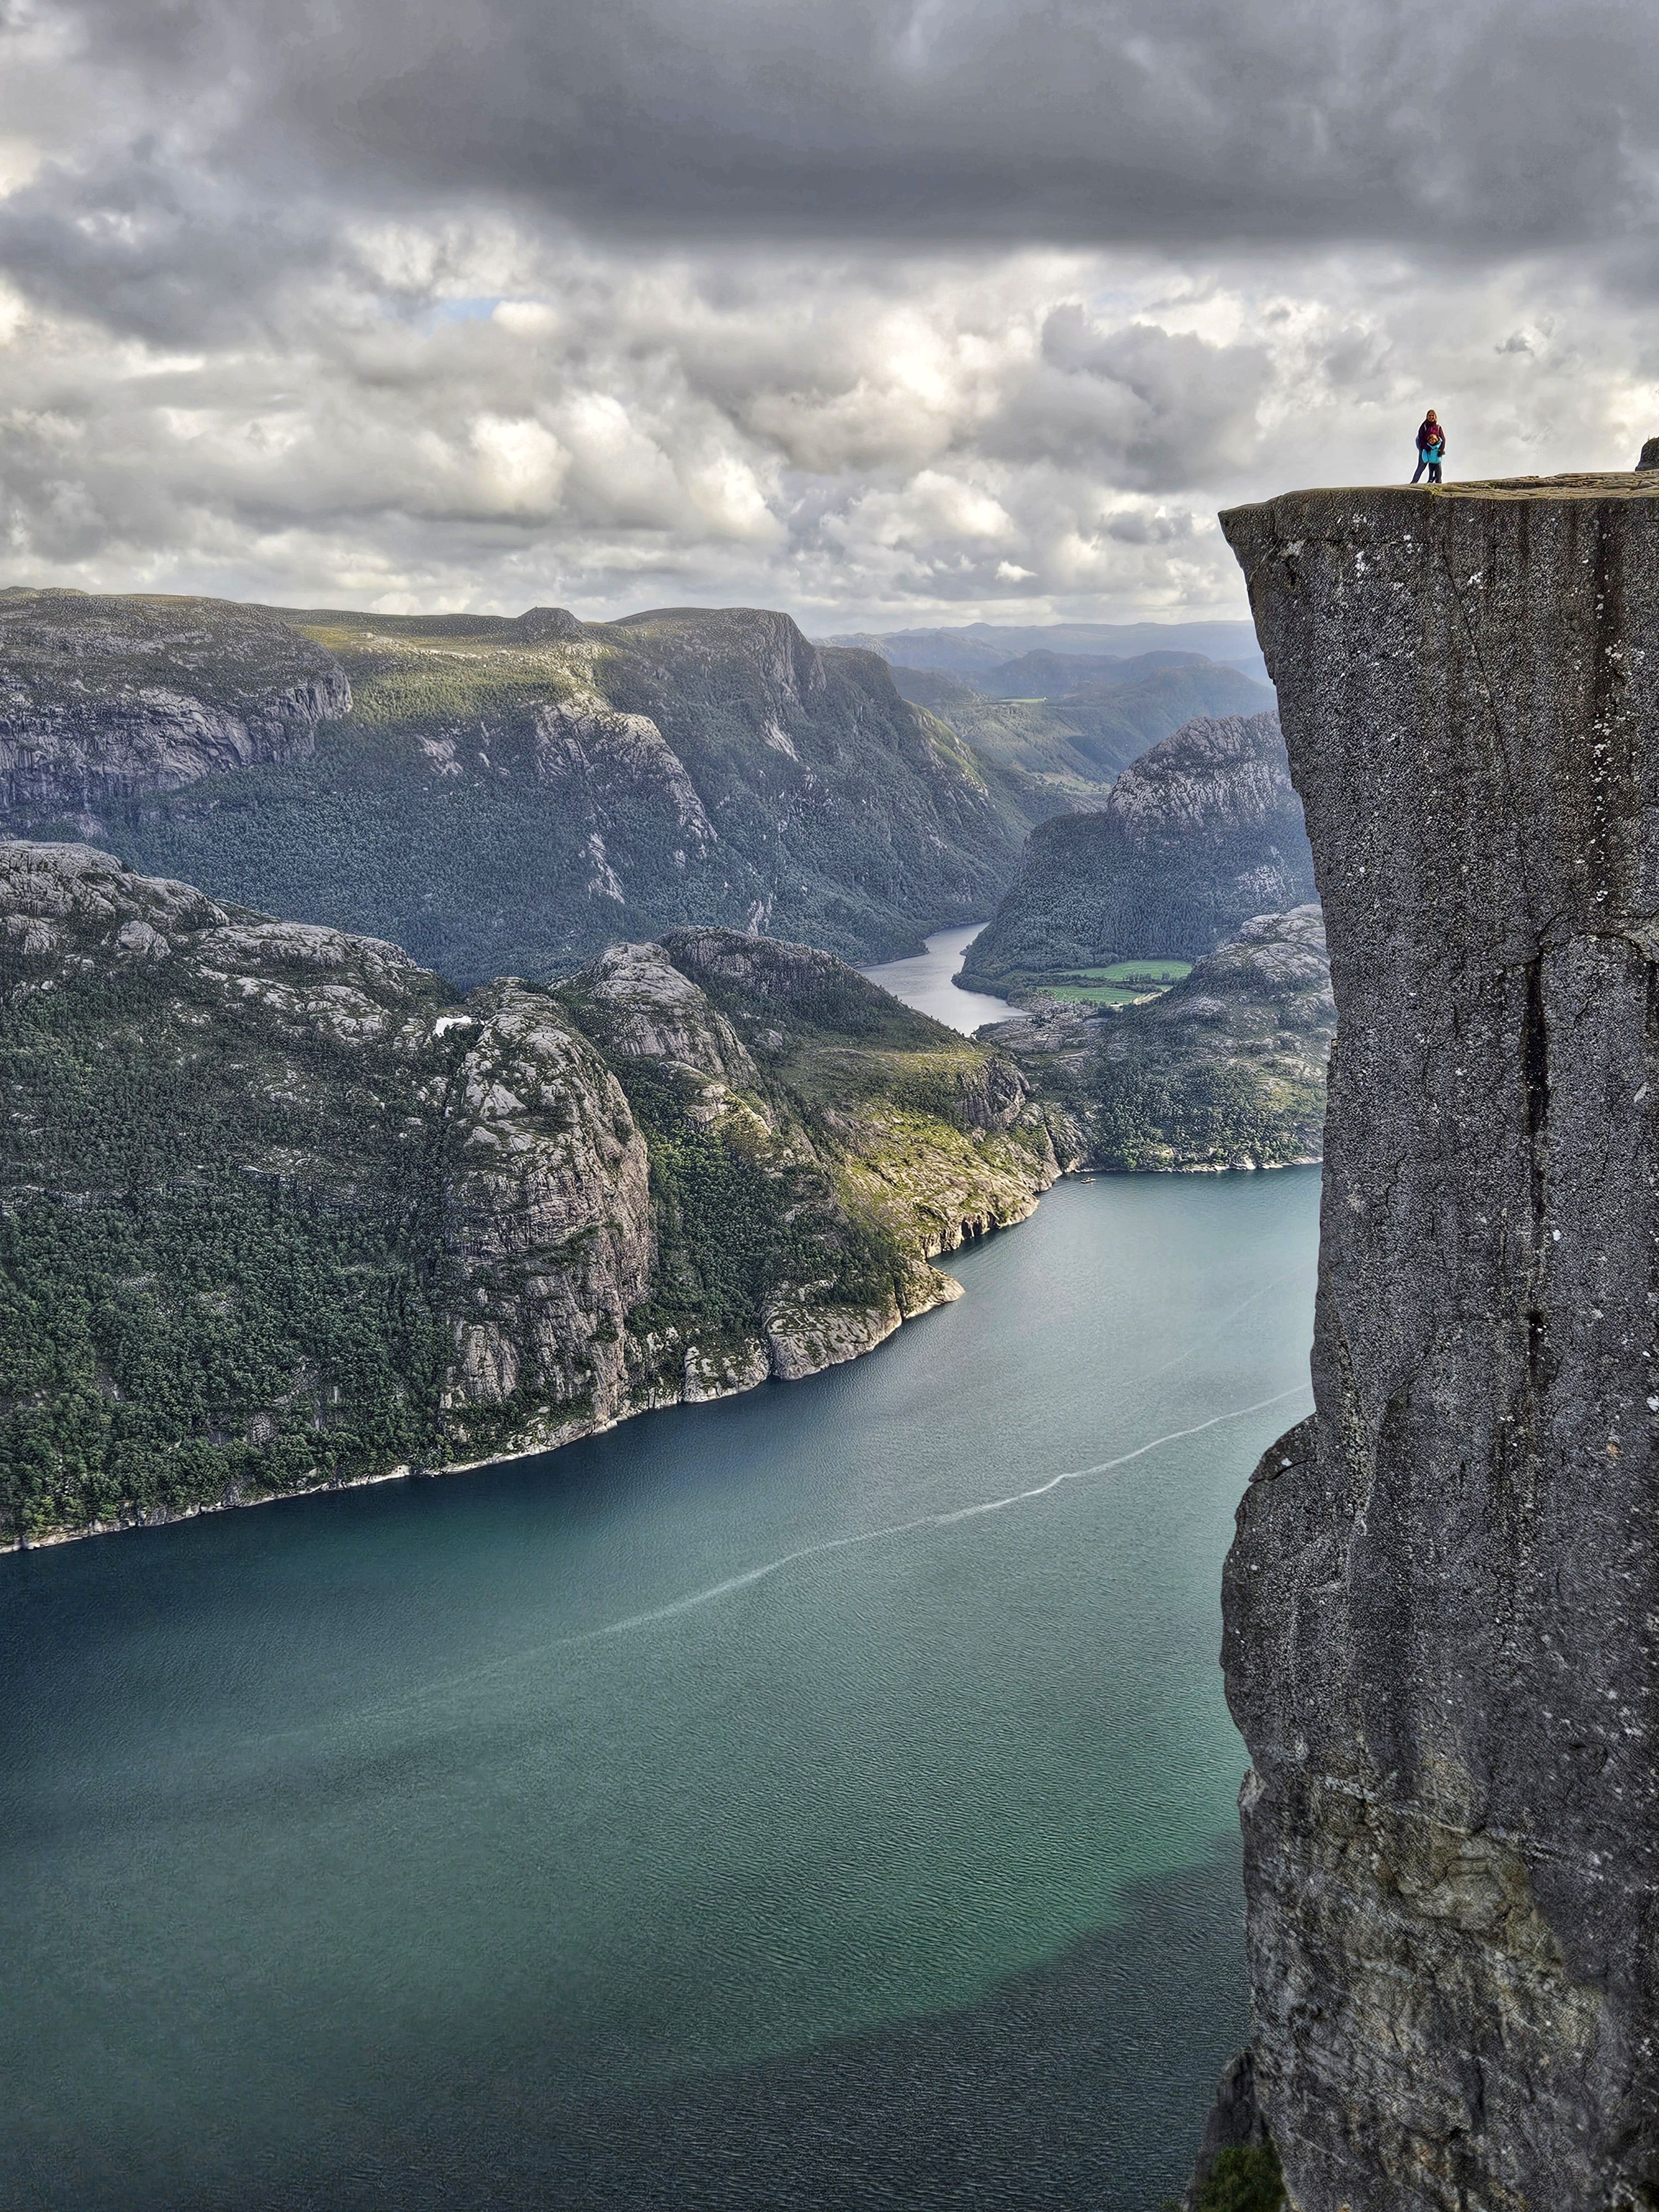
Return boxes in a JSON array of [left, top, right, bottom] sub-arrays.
[[0, 844, 1056, 1548], [1216, 473, 1659, 2208], [994, 905, 1331, 1172], [3, 593, 1019, 975], [959, 712, 1313, 997], [0, 587, 350, 819]]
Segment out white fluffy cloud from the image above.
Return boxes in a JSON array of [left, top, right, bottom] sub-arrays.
[[2, 0, 1658, 624]]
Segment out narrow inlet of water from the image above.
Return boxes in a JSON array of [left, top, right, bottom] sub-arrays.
[[862, 922, 1016, 1032]]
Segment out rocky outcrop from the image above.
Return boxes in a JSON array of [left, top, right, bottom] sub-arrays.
[[528, 695, 716, 853], [959, 711, 1313, 996], [0, 847, 1057, 1547], [996, 905, 1332, 1172], [1216, 474, 1659, 2208], [583, 938, 760, 1089], [434, 979, 653, 1456], [1182, 2051, 1274, 2211], [0, 587, 348, 822]]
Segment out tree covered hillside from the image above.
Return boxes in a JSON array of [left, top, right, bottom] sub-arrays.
[[0, 843, 1056, 1547], [960, 711, 1313, 995], [999, 906, 1333, 1172], [3, 591, 1022, 982]]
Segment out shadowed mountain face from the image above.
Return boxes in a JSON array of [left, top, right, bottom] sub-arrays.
[[0, 591, 1021, 981], [960, 711, 1313, 994]]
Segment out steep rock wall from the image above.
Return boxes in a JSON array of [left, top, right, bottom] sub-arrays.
[[0, 588, 349, 817], [1218, 476, 1659, 2209]]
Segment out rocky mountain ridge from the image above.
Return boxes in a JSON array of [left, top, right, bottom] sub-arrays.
[[0, 587, 351, 821], [0, 591, 1021, 980], [0, 841, 1057, 1549]]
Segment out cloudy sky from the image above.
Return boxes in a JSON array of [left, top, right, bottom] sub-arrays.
[[1, 0, 1656, 627]]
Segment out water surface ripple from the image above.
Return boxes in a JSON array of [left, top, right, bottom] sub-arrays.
[[1, 1171, 1319, 2211]]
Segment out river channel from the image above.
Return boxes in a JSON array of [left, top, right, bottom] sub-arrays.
[[862, 922, 1018, 1032]]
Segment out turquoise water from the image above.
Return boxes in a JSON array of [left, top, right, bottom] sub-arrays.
[[1, 1170, 1319, 2211]]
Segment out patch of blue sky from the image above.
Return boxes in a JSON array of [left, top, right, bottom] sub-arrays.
[[411, 296, 504, 328]]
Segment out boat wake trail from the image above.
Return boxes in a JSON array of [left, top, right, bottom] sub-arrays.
[[249, 1381, 1313, 1744], [580, 1382, 1312, 1642]]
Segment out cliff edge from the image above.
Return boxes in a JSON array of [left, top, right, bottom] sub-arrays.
[[1217, 474, 1659, 2209]]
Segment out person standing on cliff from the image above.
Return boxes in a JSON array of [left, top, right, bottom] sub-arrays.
[[1412, 409, 1446, 483]]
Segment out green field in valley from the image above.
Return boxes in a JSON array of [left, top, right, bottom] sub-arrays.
[[1035, 959, 1192, 1007]]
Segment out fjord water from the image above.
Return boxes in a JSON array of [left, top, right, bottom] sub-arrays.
[[1, 1171, 1319, 2212], [862, 921, 1018, 1032]]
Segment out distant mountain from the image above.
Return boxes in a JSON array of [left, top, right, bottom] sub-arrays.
[[821, 619, 1269, 683], [996, 906, 1332, 1171], [959, 710, 1314, 993], [969, 647, 1209, 699], [1052, 665, 1277, 771], [0, 843, 1058, 1547], [0, 588, 1024, 980], [892, 661, 1277, 812]]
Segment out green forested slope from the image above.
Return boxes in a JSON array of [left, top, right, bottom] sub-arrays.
[[0, 844, 1056, 1546], [960, 712, 1313, 994], [3, 593, 1021, 981], [1001, 907, 1332, 1172]]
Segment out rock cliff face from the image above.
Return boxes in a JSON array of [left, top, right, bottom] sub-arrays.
[[0, 587, 349, 818], [1218, 475, 1659, 2209], [959, 711, 1313, 995], [0, 844, 1055, 1547]]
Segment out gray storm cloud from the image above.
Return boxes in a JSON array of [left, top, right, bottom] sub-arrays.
[[0, 0, 1654, 618]]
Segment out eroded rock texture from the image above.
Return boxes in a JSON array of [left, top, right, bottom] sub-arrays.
[[1219, 475, 1659, 2209], [0, 588, 349, 819]]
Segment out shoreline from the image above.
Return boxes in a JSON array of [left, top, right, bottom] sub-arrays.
[[2, 1248, 966, 1559], [2, 1154, 1322, 1561]]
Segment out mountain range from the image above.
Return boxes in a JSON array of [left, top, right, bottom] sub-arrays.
[[0, 588, 1025, 983], [821, 619, 1269, 682]]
